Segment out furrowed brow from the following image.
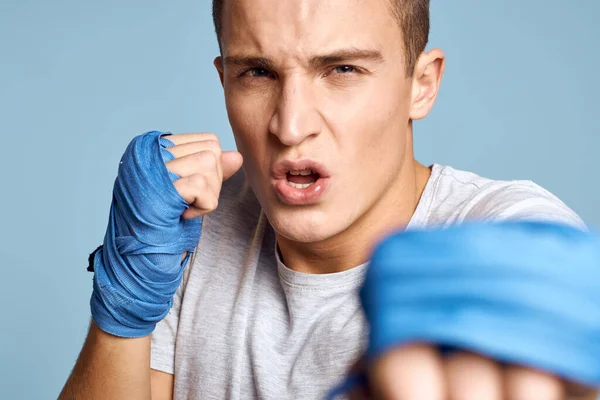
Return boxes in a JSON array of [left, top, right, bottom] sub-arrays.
[[223, 49, 384, 71], [223, 55, 275, 70], [309, 49, 384, 69]]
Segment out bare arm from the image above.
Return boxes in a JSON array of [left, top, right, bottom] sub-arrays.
[[151, 370, 174, 400], [58, 321, 173, 400], [59, 133, 242, 400]]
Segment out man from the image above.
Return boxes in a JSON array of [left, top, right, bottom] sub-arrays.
[[59, 0, 598, 399]]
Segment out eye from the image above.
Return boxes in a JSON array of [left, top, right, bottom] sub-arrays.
[[241, 67, 272, 78], [323, 65, 363, 80], [333, 65, 357, 74]]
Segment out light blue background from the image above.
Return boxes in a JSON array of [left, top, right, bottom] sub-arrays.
[[1, 1, 598, 398]]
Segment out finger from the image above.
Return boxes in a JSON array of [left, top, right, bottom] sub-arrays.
[[182, 204, 210, 220], [174, 173, 220, 217], [444, 351, 503, 400], [180, 152, 242, 220], [368, 343, 445, 400], [166, 151, 220, 181], [164, 139, 222, 161], [564, 380, 599, 399], [221, 151, 243, 181], [503, 365, 565, 400], [169, 152, 221, 212], [163, 132, 220, 146], [173, 151, 241, 220]]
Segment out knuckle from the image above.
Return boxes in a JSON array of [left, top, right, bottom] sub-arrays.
[[189, 176, 219, 211], [205, 139, 222, 156], [190, 151, 214, 167], [209, 197, 219, 211], [202, 133, 219, 144], [200, 150, 219, 167], [188, 174, 209, 190]]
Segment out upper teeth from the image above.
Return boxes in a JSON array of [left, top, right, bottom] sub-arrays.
[[289, 169, 313, 176]]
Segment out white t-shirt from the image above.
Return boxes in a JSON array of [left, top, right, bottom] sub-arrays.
[[151, 164, 584, 400]]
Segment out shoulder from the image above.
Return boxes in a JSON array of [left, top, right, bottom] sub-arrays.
[[423, 165, 585, 229]]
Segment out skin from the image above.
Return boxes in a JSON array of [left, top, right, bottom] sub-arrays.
[[58, 134, 243, 400], [58, 0, 599, 398], [214, 0, 436, 274], [212, 0, 599, 398]]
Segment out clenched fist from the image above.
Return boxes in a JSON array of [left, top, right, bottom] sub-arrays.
[[163, 133, 243, 220], [90, 130, 243, 337]]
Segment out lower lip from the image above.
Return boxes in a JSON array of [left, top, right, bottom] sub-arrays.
[[272, 177, 330, 205]]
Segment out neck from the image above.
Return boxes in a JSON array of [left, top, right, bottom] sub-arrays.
[[276, 136, 431, 274]]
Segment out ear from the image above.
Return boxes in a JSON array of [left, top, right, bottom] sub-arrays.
[[214, 56, 225, 87], [409, 49, 445, 121]]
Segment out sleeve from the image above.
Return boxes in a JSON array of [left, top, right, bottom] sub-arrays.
[[150, 252, 194, 374], [464, 180, 587, 230]]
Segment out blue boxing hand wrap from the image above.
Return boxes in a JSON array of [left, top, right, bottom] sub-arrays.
[[362, 221, 600, 386], [90, 131, 201, 338]]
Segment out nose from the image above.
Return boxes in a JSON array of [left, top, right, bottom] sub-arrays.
[[268, 77, 322, 147]]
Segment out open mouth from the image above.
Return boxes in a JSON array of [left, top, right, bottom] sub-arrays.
[[285, 169, 321, 189], [271, 161, 330, 205]]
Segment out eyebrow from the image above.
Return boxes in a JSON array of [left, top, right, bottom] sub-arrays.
[[309, 49, 384, 69], [223, 48, 384, 70], [224, 56, 274, 69]]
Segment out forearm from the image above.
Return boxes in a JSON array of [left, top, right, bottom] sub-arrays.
[[58, 320, 151, 400]]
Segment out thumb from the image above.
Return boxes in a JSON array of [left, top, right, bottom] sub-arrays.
[[221, 151, 243, 181]]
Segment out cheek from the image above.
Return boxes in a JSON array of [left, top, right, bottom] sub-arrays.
[[225, 90, 272, 171], [334, 82, 411, 168], [365, 78, 412, 137]]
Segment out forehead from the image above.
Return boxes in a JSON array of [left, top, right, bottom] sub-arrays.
[[221, 0, 401, 59]]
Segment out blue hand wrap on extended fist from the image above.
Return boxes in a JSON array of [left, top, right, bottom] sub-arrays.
[[362, 221, 600, 386], [90, 130, 201, 338]]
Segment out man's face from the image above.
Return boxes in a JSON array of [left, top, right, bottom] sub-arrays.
[[217, 0, 414, 243]]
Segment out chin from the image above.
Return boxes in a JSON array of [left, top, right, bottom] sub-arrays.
[[265, 207, 345, 244]]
